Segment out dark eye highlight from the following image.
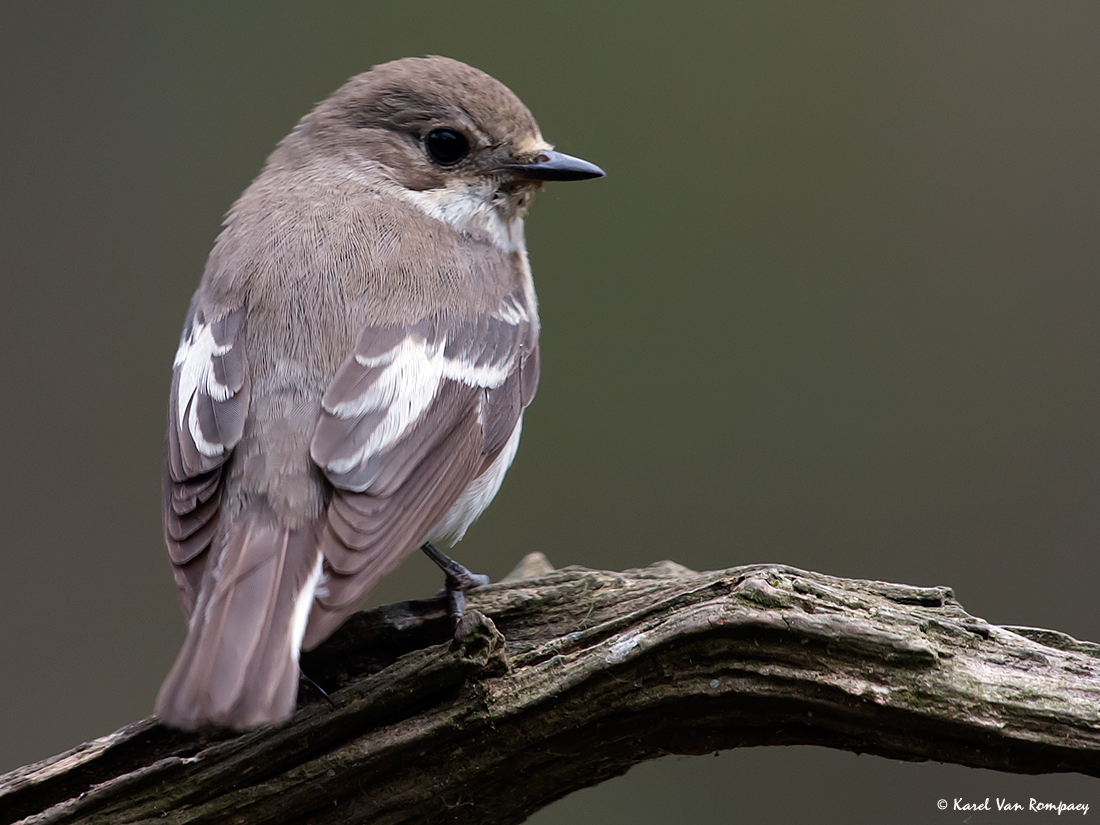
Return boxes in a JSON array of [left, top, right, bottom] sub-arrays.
[[424, 128, 470, 166]]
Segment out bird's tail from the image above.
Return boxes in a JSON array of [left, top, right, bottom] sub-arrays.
[[155, 509, 323, 729]]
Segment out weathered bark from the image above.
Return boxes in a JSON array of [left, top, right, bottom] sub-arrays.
[[4, 557, 1100, 825]]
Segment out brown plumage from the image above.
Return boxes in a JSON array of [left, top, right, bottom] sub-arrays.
[[156, 57, 602, 729]]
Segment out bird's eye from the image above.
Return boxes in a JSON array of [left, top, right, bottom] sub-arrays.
[[424, 128, 469, 166]]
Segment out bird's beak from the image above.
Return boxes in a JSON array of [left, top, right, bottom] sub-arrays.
[[507, 149, 605, 182]]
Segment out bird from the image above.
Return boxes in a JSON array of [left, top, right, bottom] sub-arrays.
[[155, 56, 603, 729]]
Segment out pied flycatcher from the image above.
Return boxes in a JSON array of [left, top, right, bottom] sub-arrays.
[[156, 56, 603, 729]]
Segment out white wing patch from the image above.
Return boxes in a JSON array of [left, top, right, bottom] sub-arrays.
[[495, 291, 530, 325], [324, 335, 513, 476], [174, 317, 235, 459]]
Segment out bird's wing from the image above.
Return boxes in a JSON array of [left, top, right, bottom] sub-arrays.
[[305, 291, 539, 647], [162, 305, 250, 617]]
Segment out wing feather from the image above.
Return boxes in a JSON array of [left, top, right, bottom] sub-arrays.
[[303, 288, 538, 648], [162, 305, 250, 615]]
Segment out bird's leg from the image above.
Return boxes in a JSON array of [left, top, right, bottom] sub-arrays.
[[421, 543, 490, 628], [298, 670, 337, 709]]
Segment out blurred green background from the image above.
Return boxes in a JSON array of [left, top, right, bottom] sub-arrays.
[[2, 2, 1098, 821]]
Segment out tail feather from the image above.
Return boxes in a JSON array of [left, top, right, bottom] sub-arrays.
[[156, 510, 323, 729]]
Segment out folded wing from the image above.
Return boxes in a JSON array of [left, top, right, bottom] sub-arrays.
[[163, 305, 250, 616], [306, 296, 539, 648]]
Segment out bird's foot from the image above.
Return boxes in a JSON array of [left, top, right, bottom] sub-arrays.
[[421, 543, 490, 629]]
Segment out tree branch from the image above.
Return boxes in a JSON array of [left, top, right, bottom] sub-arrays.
[[4, 557, 1100, 824]]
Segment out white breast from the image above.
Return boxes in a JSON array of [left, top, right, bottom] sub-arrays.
[[424, 413, 524, 547]]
